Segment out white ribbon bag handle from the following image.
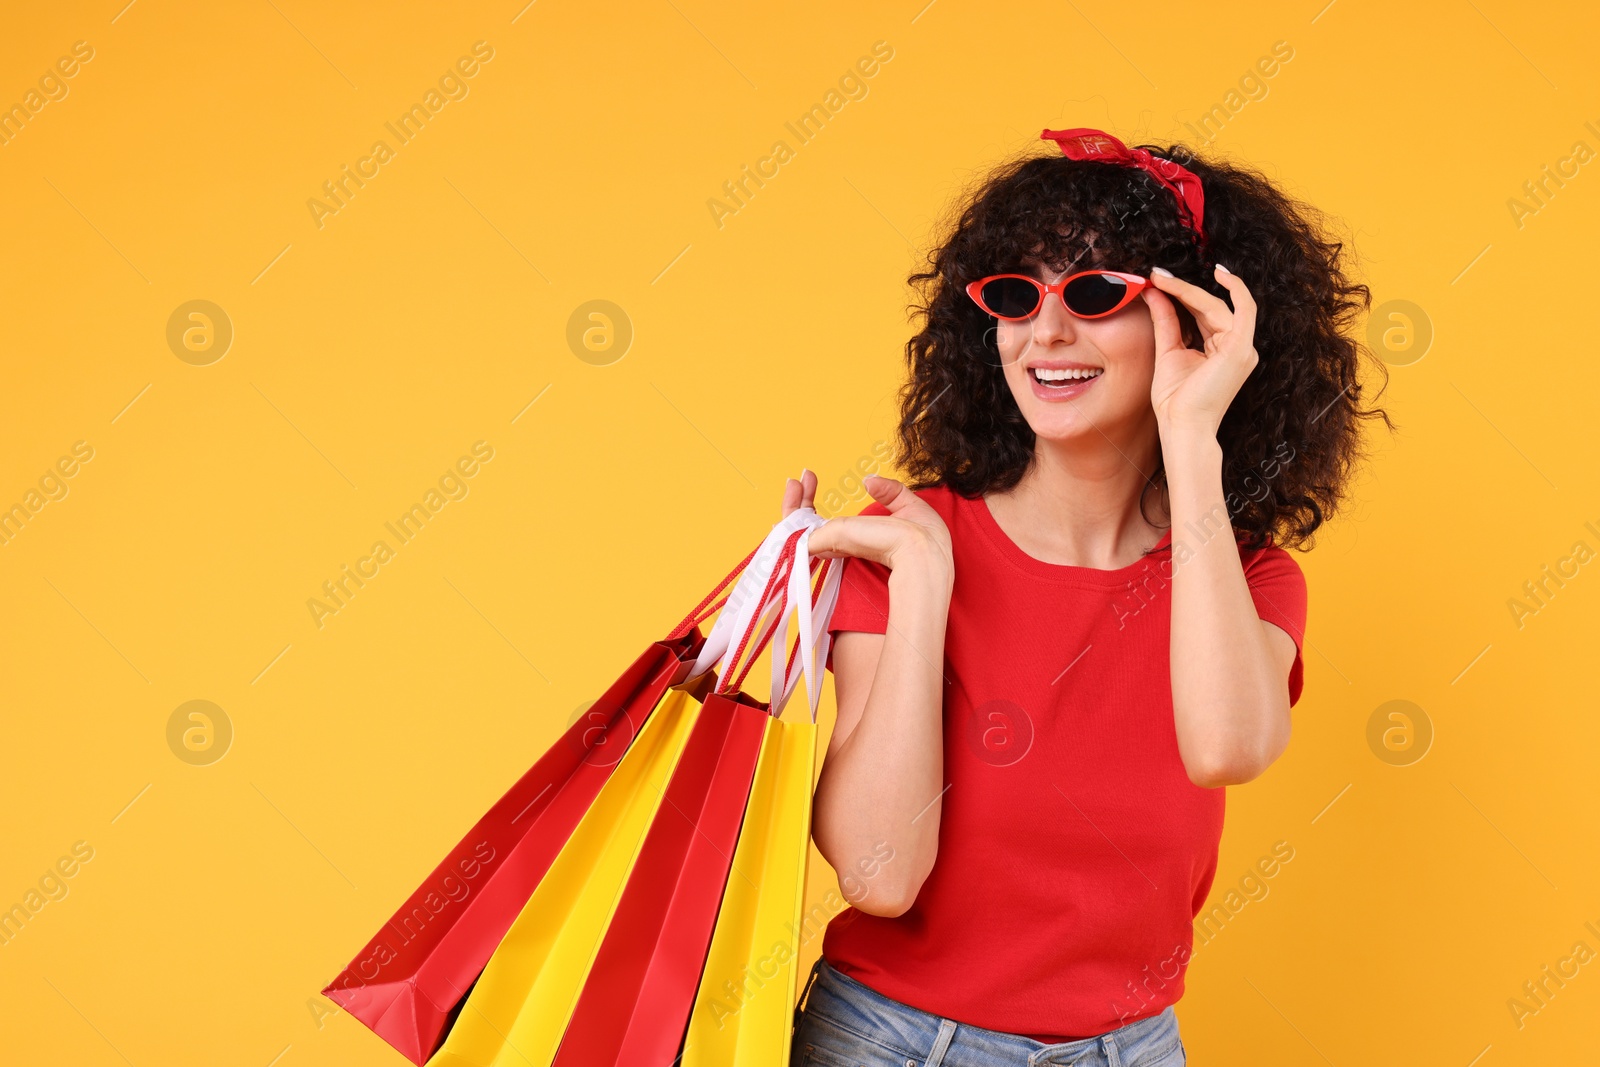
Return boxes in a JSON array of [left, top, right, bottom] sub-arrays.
[[766, 526, 845, 721], [687, 507, 826, 682], [685, 508, 845, 721]]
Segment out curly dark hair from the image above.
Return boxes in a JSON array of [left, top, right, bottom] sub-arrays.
[[894, 134, 1396, 552]]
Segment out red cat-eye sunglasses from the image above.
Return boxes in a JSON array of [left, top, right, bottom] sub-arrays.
[[965, 270, 1153, 321]]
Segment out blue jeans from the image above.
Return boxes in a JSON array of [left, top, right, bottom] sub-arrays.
[[790, 957, 1187, 1067]]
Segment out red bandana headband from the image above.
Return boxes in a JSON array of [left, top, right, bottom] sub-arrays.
[[1040, 127, 1206, 245]]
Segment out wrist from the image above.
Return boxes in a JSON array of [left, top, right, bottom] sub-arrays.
[[1157, 421, 1223, 467], [888, 542, 954, 598]]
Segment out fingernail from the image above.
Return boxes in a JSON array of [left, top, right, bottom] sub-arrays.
[[1151, 266, 1174, 277], [1215, 263, 1231, 274], [801, 468, 813, 480]]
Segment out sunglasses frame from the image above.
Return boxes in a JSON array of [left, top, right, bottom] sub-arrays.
[[965, 269, 1153, 321]]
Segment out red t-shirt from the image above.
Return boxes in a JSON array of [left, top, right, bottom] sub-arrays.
[[819, 483, 1308, 1041]]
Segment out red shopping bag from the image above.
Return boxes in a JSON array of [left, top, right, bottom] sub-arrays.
[[551, 689, 769, 1066], [548, 532, 813, 1067], [321, 549, 756, 1066]]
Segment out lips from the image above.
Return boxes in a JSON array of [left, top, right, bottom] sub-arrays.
[[1026, 364, 1103, 402], [1030, 366, 1103, 387]]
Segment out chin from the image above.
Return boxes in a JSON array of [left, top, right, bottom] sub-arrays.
[[1026, 417, 1101, 443], [1022, 395, 1149, 442]]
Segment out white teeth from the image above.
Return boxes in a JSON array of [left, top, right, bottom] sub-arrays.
[[1032, 367, 1103, 381]]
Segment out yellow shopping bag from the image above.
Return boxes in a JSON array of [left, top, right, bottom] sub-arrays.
[[426, 511, 840, 1067], [677, 520, 841, 1066], [679, 713, 819, 1067], [426, 685, 701, 1067]]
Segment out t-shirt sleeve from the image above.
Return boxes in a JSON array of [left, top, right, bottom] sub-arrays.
[[1242, 542, 1309, 707], [821, 502, 893, 674]]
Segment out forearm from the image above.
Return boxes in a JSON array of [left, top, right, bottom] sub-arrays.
[[1162, 428, 1292, 786], [813, 555, 951, 911]]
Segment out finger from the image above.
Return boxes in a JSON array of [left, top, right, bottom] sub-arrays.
[[864, 476, 915, 511], [863, 475, 917, 512], [1142, 287, 1187, 355], [780, 476, 801, 517], [1210, 265, 1257, 344], [866, 476, 948, 530], [807, 514, 905, 567], [1148, 270, 1233, 338], [799, 468, 817, 511]]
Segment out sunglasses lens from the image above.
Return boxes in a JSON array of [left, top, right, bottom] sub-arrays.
[[978, 277, 1042, 318], [1062, 273, 1132, 316]]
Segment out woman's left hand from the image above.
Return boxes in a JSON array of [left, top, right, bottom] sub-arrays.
[[1142, 263, 1260, 439]]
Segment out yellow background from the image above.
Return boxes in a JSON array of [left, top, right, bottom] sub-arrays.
[[2, 0, 1597, 1063]]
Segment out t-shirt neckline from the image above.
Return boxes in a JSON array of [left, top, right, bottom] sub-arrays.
[[969, 490, 1174, 586]]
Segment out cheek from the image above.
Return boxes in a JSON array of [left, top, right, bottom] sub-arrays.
[[995, 320, 1030, 359], [1099, 317, 1156, 372]]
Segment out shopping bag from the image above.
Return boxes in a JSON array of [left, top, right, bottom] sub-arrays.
[[425, 682, 702, 1067], [425, 511, 841, 1067], [549, 688, 768, 1067], [680, 524, 840, 1067], [679, 712, 818, 1066], [551, 523, 836, 1067], [323, 541, 758, 1066]]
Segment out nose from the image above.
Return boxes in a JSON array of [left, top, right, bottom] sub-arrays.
[[1025, 283, 1079, 346]]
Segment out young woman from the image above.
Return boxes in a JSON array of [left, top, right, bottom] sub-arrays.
[[781, 128, 1391, 1067]]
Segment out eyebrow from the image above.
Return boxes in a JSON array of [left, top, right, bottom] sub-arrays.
[[1018, 257, 1108, 279], [1019, 246, 1107, 276]]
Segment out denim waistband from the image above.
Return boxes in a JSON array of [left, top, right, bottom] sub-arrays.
[[795, 956, 1183, 1067]]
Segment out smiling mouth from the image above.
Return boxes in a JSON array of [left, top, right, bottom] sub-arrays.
[[1031, 367, 1103, 388]]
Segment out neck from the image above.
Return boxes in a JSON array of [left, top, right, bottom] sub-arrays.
[[985, 419, 1169, 569]]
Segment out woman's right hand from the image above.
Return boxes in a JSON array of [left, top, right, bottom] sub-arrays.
[[785, 468, 953, 917], [782, 469, 953, 580]]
